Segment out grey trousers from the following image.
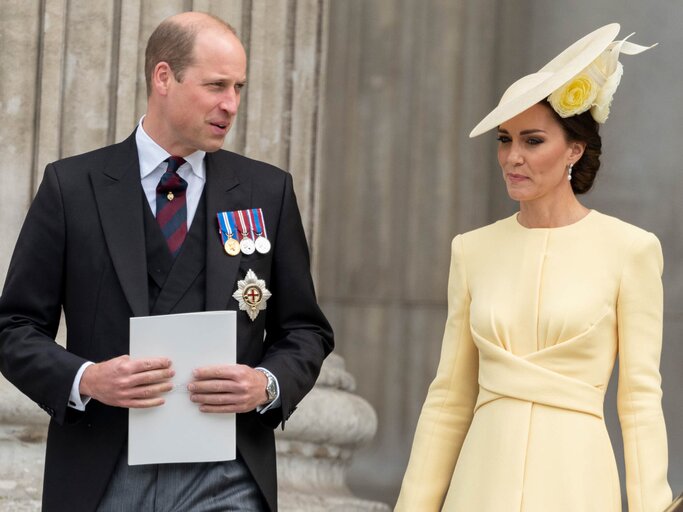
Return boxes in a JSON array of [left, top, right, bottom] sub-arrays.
[[96, 448, 268, 512]]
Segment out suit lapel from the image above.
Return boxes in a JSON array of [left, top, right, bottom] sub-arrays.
[[90, 132, 150, 317], [205, 151, 251, 311]]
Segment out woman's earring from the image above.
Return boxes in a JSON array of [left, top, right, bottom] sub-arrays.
[[568, 163, 573, 181]]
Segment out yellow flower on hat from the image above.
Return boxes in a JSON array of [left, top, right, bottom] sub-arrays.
[[548, 74, 598, 118]]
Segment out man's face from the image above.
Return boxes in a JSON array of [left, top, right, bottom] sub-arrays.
[[163, 29, 247, 155]]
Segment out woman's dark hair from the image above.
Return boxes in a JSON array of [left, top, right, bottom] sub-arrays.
[[542, 99, 602, 194]]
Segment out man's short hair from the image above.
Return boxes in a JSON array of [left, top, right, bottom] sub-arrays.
[[144, 14, 237, 97]]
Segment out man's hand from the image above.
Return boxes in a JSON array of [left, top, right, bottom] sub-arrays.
[[188, 364, 268, 413], [80, 355, 174, 408]]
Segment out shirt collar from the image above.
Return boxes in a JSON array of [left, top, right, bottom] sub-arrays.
[[135, 116, 206, 179]]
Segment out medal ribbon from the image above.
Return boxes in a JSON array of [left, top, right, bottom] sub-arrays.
[[236, 210, 254, 241], [216, 212, 234, 245], [250, 208, 267, 238], [227, 211, 241, 240], [244, 209, 256, 239]]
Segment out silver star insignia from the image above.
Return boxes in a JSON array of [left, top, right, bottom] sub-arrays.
[[233, 269, 272, 321]]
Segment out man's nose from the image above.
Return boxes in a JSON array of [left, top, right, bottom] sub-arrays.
[[219, 88, 240, 115]]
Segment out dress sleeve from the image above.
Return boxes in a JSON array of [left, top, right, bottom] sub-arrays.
[[616, 231, 672, 512], [395, 235, 479, 511]]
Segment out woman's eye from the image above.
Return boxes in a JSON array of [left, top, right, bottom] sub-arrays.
[[496, 135, 511, 143], [526, 138, 543, 145]]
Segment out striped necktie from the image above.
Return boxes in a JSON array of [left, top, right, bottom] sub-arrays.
[[155, 156, 188, 258]]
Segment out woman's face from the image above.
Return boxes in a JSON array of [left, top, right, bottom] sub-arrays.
[[497, 103, 584, 203]]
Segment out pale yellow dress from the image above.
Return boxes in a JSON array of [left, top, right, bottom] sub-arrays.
[[395, 211, 671, 512]]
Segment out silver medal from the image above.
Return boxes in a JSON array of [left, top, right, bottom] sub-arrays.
[[240, 236, 255, 255], [255, 236, 271, 254]]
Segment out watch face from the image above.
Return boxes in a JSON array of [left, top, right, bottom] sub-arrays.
[[266, 379, 277, 400], [260, 370, 276, 402]]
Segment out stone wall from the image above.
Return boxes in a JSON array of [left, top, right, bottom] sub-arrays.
[[317, 0, 511, 500]]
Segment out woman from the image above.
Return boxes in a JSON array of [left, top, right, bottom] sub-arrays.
[[395, 24, 672, 512]]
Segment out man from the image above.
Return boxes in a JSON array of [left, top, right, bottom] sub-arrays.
[[0, 11, 333, 512]]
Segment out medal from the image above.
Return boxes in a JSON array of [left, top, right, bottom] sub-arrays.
[[233, 269, 272, 321], [250, 208, 271, 254], [216, 212, 241, 256], [224, 237, 241, 256], [240, 237, 255, 255], [167, 191, 174, 201], [236, 210, 255, 255], [255, 236, 271, 254]]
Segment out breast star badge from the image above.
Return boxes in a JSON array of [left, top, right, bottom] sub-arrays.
[[233, 269, 272, 321]]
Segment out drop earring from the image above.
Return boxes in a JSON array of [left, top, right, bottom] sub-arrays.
[[568, 163, 573, 181]]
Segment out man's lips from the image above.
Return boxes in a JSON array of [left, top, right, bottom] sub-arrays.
[[209, 121, 229, 133]]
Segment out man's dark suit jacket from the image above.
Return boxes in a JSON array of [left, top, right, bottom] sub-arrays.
[[0, 132, 334, 512]]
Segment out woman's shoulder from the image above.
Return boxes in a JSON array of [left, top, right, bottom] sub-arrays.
[[450, 214, 519, 255], [589, 211, 661, 248]]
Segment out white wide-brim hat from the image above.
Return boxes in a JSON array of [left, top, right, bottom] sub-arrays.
[[469, 23, 651, 137]]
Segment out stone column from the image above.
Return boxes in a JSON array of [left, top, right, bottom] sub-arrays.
[[0, 0, 51, 504], [0, 0, 386, 510], [316, 0, 504, 503], [277, 354, 390, 512]]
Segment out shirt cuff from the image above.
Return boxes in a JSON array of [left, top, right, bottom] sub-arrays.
[[68, 361, 95, 411], [255, 367, 281, 413]]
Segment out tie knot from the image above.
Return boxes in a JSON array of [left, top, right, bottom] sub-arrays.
[[157, 157, 188, 196], [166, 156, 186, 173]]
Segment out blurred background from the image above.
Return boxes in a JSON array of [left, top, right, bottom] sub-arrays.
[[1, 1, 681, 509]]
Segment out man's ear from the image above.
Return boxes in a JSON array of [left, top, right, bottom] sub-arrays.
[[152, 62, 173, 96]]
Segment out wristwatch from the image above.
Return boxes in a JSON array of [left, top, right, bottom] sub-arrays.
[[256, 368, 277, 404]]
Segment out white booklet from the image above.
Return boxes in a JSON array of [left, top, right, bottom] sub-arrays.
[[128, 310, 236, 465]]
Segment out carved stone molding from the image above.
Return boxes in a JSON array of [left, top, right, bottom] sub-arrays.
[[276, 354, 390, 511]]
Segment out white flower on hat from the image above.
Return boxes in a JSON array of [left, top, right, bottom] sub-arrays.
[[586, 41, 626, 123], [591, 60, 623, 122]]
